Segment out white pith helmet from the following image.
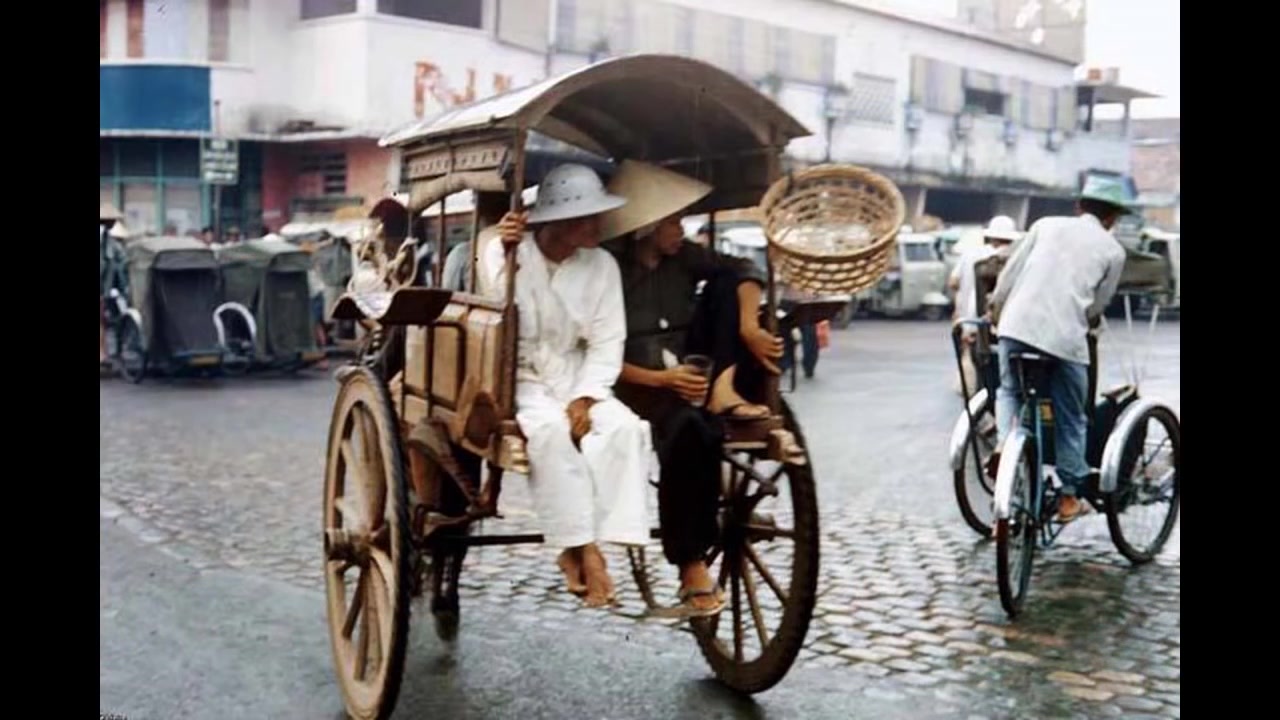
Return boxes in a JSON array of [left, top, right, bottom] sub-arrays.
[[525, 163, 626, 224]]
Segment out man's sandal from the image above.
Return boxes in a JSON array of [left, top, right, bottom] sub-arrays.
[[678, 585, 726, 618]]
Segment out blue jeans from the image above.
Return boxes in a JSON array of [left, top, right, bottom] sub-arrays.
[[995, 338, 1090, 495]]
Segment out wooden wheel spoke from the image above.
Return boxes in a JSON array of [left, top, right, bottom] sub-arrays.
[[354, 598, 370, 681], [722, 462, 739, 498], [705, 545, 722, 569], [745, 544, 789, 605], [343, 570, 367, 639], [716, 551, 731, 590], [334, 497, 365, 530], [745, 523, 796, 540], [370, 524, 390, 550], [339, 439, 356, 482], [742, 564, 771, 649], [329, 557, 356, 576], [364, 570, 382, 678], [369, 550, 397, 667]]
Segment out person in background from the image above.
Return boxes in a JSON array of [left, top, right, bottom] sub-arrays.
[[693, 223, 714, 248], [950, 216, 1021, 395], [779, 283, 820, 380], [441, 193, 508, 292], [100, 203, 128, 366]]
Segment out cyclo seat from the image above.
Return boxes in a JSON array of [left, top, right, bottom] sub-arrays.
[[1008, 351, 1051, 397]]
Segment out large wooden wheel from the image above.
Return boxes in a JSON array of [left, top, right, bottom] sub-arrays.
[[692, 402, 820, 693], [323, 367, 412, 720]]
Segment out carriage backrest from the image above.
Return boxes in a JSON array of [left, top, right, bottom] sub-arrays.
[[127, 237, 221, 354]]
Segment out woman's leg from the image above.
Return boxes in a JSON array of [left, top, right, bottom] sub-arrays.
[[686, 269, 769, 415]]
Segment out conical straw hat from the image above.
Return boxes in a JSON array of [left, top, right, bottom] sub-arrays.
[[600, 160, 712, 241]]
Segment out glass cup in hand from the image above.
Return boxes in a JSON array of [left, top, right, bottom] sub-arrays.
[[680, 354, 714, 408]]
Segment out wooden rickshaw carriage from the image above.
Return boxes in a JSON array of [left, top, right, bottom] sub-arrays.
[[320, 55, 899, 720]]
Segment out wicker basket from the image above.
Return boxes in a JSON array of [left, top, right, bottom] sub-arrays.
[[760, 164, 906, 295]]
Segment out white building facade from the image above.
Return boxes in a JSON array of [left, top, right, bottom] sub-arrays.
[[101, 0, 1141, 234]]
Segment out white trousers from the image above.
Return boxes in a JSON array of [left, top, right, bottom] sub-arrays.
[[516, 394, 652, 550]]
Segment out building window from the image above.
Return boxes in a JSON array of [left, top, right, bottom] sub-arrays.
[[119, 140, 159, 177], [302, 0, 357, 19], [964, 88, 1006, 116], [160, 139, 200, 178], [209, 0, 231, 62], [299, 152, 348, 196], [848, 74, 896, 125], [377, 0, 483, 28]]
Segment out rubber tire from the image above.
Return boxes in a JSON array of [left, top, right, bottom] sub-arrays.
[[954, 408, 998, 538], [995, 438, 1038, 619], [1105, 405, 1181, 564]]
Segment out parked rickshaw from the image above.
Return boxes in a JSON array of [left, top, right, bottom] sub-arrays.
[[118, 236, 254, 380], [215, 238, 325, 372], [319, 55, 900, 720]]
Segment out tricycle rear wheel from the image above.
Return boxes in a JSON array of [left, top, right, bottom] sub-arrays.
[[954, 406, 998, 537], [1105, 405, 1181, 564]]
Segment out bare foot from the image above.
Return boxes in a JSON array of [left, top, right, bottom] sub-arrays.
[[581, 544, 616, 608], [557, 549, 587, 596], [706, 367, 769, 419]]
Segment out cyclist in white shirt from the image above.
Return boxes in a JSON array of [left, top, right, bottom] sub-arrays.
[[988, 177, 1131, 522]]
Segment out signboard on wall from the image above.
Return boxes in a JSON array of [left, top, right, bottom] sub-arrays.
[[201, 138, 239, 185]]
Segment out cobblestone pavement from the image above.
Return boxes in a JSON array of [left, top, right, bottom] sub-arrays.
[[101, 320, 1179, 718]]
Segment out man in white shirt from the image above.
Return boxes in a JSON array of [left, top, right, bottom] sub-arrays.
[[486, 164, 652, 608], [988, 177, 1130, 521], [950, 216, 1021, 395]]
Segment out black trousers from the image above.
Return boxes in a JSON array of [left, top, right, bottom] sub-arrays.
[[616, 269, 766, 567]]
